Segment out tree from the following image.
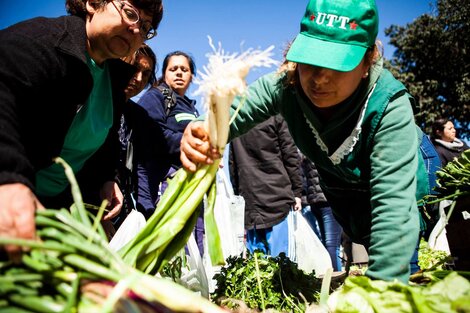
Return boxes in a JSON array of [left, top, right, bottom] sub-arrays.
[[384, 0, 470, 137]]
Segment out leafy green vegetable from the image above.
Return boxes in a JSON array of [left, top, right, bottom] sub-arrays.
[[211, 251, 322, 312], [428, 149, 470, 203], [327, 272, 470, 313], [417, 239, 451, 271]]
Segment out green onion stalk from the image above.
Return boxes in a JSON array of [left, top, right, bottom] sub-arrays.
[[0, 157, 225, 313], [118, 37, 278, 274]]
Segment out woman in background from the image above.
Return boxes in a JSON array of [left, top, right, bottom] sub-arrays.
[[116, 43, 157, 227], [431, 118, 469, 167], [133, 51, 198, 218]]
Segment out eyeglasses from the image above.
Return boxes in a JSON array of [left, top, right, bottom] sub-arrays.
[[112, 0, 156, 40]]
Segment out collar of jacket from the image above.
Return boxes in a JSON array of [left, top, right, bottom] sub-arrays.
[[53, 15, 89, 65]]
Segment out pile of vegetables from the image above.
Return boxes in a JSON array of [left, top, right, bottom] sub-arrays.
[[211, 251, 323, 313], [0, 40, 277, 312], [416, 239, 450, 272], [321, 151, 470, 313], [0, 159, 225, 313], [433, 149, 470, 202], [325, 272, 470, 313]]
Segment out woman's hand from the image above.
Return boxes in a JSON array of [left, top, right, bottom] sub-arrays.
[[0, 183, 44, 262], [100, 181, 123, 220], [180, 121, 221, 172]]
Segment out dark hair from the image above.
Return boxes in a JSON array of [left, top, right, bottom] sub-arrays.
[[156, 51, 196, 85], [431, 118, 450, 141], [65, 0, 163, 30], [136, 43, 157, 86], [121, 43, 157, 85]]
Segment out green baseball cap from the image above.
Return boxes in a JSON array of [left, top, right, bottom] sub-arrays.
[[286, 0, 379, 72]]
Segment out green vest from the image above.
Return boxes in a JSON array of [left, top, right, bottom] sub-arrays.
[[284, 70, 427, 242]]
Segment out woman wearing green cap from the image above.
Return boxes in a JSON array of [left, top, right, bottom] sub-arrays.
[[180, 0, 439, 283]]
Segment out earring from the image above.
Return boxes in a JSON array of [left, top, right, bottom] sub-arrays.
[[363, 72, 369, 78]]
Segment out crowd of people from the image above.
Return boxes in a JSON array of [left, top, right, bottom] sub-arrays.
[[0, 0, 468, 285]]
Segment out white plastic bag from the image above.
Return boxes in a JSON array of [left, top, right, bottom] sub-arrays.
[[109, 209, 146, 251], [203, 170, 246, 293], [288, 210, 332, 276], [179, 233, 210, 298], [428, 200, 451, 253], [213, 170, 245, 258]]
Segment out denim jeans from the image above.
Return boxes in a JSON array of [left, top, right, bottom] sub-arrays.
[[420, 134, 441, 195], [301, 206, 322, 239], [410, 134, 441, 274], [246, 214, 289, 257], [303, 205, 343, 271]]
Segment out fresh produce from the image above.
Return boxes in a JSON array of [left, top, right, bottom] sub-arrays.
[[211, 251, 323, 313], [0, 158, 225, 313], [118, 38, 277, 274], [193, 36, 277, 154], [0, 39, 277, 311], [429, 149, 470, 202], [326, 272, 470, 313], [416, 239, 451, 272]]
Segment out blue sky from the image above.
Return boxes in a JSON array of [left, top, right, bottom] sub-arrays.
[[1, 0, 432, 110], [1, 1, 439, 180]]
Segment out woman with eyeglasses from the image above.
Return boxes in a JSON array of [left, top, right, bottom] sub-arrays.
[[0, 0, 163, 260]]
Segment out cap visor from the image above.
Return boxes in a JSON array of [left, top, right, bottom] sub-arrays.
[[286, 33, 367, 72]]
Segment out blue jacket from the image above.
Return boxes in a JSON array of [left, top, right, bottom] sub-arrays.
[[133, 84, 198, 216]]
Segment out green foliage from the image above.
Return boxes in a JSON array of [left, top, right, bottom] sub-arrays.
[[418, 239, 450, 270], [328, 272, 470, 313], [160, 255, 185, 282], [211, 251, 322, 312], [433, 149, 470, 200], [384, 0, 470, 137]]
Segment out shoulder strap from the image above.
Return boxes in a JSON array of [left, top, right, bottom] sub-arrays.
[[156, 85, 177, 116]]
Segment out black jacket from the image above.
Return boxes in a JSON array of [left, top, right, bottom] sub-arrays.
[[0, 16, 134, 204], [432, 139, 469, 167], [300, 154, 328, 209], [229, 115, 302, 229]]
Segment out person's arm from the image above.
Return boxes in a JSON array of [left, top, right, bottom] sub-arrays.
[[0, 23, 64, 190], [180, 72, 284, 171], [275, 116, 303, 210], [0, 184, 44, 260], [0, 21, 64, 256], [367, 94, 420, 283], [228, 143, 239, 195], [99, 181, 123, 220]]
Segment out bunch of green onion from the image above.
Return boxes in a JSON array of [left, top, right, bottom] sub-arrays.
[[0, 40, 277, 311], [118, 37, 277, 274], [0, 158, 225, 313]]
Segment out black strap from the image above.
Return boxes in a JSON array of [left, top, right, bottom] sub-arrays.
[[156, 85, 177, 116]]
